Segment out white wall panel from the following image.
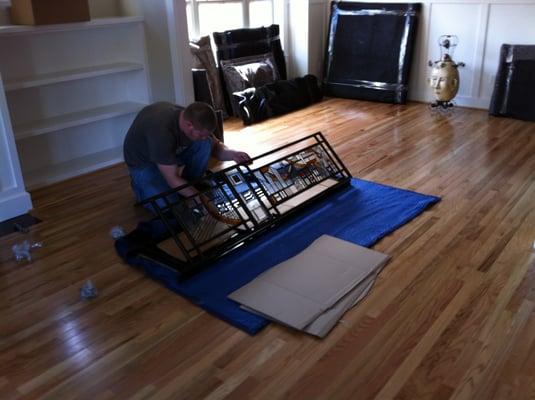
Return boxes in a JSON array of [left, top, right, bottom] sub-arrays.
[[0, 0, 9, 25], [309, 0, 326, 79], [481, 3, 535, 99], [120, 0, 179, 103], [426, 3, 482, 99], [288, 0, 309, 77]]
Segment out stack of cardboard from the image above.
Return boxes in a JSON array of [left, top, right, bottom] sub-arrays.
[[229, 235, 390, 338]]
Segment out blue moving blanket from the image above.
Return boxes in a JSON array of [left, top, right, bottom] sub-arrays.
[[115, 178, 440, 334]]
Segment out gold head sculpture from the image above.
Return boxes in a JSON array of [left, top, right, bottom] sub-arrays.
[[428, 35, 465, 109]]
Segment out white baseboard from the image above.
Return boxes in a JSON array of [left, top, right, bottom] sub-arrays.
[[410, 91, 491, 110], [453, 95, 491, 110], [0, 190, 33, 222]]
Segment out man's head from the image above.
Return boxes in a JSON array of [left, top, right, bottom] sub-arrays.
[[180, 102, 217, 140]]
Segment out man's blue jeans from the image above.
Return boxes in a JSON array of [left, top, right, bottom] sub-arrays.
[[128, 138, 212, 209]]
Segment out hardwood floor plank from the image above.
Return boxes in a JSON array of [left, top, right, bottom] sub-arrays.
[[450, 300, 534, 400], [1, 99, 534, 399], [375, 276, 481, 400]]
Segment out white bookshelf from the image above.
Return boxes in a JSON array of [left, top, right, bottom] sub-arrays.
[[24, 146, 124, 190], [14, 101, 147, 139], [4, 62, 144, 91], [0, 70, 32, 220], [0, 16, 144, 36], [0, 17, 151, 188]]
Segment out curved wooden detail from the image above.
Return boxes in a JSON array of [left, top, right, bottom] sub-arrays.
[[199, 193, 242, 226]]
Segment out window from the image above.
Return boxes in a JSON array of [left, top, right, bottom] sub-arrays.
[[186, 0, 274, 39]]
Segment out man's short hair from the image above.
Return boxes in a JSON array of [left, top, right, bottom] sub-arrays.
[[183, 102, 217, 133]]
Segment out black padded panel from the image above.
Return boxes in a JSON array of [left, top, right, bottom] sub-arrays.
[[213, 25, 286, 115], [213, 24, 286, 79], [489, 44, 535, 122], [324, 2, 421, 104], [233, 75, 323, 125]]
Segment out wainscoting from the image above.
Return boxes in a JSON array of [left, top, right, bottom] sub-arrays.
[[312, 0, 535, 110]]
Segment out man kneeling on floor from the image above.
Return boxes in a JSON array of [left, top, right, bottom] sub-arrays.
[[123, 101, 251, 209]]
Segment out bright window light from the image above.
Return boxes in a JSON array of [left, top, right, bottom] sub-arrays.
[[199, 2, 244, 37], [249, 0, 273, 28], [186, 0, 274, 39]]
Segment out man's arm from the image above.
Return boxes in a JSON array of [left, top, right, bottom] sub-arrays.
[[211, 138, 252, 164], [157, 164, 198, 198]]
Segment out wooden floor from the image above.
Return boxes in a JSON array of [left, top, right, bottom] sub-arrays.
[[1, 98, 535, 400]]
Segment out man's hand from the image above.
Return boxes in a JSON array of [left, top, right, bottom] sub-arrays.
[[228, 150, 252, 164], [157, 163, 199, 198], [212, 140, 252, 164]]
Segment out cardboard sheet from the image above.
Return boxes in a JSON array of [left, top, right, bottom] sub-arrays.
[[241, 272, 380, 337], [302, 270, 379, 337], [229, 235, 390, 336]]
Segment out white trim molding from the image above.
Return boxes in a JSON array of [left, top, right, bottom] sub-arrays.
[[0, 71, 32, 222], [0, 190, 33, 221], [167, 0, 195, 105]]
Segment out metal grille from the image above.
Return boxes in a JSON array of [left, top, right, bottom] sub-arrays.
[[140, 132, 351, 278]]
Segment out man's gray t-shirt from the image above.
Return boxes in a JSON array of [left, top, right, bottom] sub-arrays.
[[123, 102, 193, 167]]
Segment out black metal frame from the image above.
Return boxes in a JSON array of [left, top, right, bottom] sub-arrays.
[[139, 132, 352, 278]]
